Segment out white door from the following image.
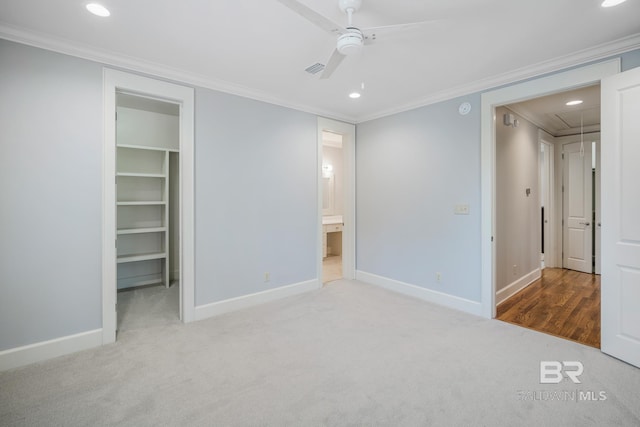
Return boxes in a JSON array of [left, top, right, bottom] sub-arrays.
[[563, 141, 593, 273], [601, 67, 640, 368]]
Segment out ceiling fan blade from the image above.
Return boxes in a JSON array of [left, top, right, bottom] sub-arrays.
[[320, 49, 345, 80], [277, 0, 346, 35], [362, 20, 439, 39]]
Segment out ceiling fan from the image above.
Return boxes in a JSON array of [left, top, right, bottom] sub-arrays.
[[277, 0, 435, 79]]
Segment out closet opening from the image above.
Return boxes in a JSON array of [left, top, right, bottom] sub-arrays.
[[115, 93, 181, 332]]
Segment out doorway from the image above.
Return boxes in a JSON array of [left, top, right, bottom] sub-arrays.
[[102, 69, 195, 344], [494, 85, 602, 346], [317, 117, 356, 285], [322, 131, 344, 283], [480, 59, 619, 319], [115, 93, 181, 331]]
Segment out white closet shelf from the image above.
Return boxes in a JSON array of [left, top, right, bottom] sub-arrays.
[[117, 143, 179, 153], [117, 227, 167, 235], [117, 172, 166, 178], [117, 252, 167, 263], [117, 201, 166, 206]]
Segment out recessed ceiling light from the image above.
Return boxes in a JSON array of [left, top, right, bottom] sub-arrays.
[[601, 0, 627, 7], [349, 92, 361, 99], [86, 3, 110, 17], [566, 100, 583, 106]]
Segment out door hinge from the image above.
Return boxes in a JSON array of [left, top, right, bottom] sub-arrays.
[[491, 236, 494, 242], [562, 185, 564, 193], [562, 153, 564, 159]]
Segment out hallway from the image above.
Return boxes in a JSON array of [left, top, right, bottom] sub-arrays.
[[497, 268, 600, 348]]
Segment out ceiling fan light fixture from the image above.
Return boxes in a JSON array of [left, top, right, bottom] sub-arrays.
[[601, 0, 627, 7], [566, 100, 583, 106], [86, 3, 110, 17], [337, 30, 363, 55]]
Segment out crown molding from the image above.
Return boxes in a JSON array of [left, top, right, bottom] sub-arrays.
[[355, 33, 640, 123], [0, 23, 357, 124], [2, 23, 638, 125]]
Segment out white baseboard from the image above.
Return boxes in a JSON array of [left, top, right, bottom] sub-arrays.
[[194, 279, 321, 321], [356, 271, 483, 317], [0, 329, 102, 372], [496, 268, 541, 306]]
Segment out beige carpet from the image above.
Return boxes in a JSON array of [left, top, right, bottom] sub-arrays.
[[1, 280, 639, 426]]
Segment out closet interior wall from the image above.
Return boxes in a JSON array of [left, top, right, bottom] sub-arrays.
[[115, 93, 180, 290]]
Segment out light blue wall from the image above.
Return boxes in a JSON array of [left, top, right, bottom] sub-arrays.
[[194, 91, 318, 304], [1, 36, 639, 352], [356, 95, 482, 301], [355, 48, 640, 304], [0, 39, 319, 351], [0, 40, 103, 350]]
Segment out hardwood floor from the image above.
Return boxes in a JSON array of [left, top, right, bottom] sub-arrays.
[[496, 268, 600, 348]]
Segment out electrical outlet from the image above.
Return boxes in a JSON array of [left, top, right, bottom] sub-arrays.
[[264, 272, 270, 282], [512, 265, 517, 275], [436, 272, 442, 283]]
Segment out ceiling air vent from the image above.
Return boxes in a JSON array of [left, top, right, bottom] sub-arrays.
[[305, 63, 325, 75]]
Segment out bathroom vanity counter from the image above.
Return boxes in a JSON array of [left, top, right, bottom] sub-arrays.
[[322, 215, 343, 258]]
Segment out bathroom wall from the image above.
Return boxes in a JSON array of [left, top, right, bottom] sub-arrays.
[[322, 145, 344, 216]]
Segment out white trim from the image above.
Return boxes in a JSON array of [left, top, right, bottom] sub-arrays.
[[194, 280, 321, 321], [103, 69, 195, 345], [2, 25, 638, 124], [357, 34, 640, 123], [317, 118, 356, 282], [0, 25, 356, 124], [0, 329, 102, 372], [539, 131, 557, 269], [356, 271, 483, 317], [496, 268, 541, 306], [480, 59, 621, 319]]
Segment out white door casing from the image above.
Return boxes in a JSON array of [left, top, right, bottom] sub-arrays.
[[480, 58, 620, 319], [595, 140, 601, 275], [601, 66, 640, 368], [563, 141, 593, 273], [317, 117, 356, 282], [103, 69, 195, 344], [539, 132, 555, 268]]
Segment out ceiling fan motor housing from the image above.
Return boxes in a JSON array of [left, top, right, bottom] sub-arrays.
[[337, 28, 363, 55], [339, 0, 362, 13]]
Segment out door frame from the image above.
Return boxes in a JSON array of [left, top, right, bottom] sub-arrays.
[[102, 69, 195, 344], [317, 117, 356, 282], [480, 59, 620, 318], [561, 139, 594, 273], [555, 134, 601, 273], [539, 131, 556, 268]]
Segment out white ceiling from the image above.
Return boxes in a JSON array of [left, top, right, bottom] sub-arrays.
[[507, 85, 601, 137], [1, 0, 639, 123]]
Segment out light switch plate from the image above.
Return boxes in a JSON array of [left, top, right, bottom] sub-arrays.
[[454, 204, 470, 215]]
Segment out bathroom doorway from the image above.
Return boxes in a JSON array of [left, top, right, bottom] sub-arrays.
[[322, 131, 344, 283], [317, 117, 355, 285]]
